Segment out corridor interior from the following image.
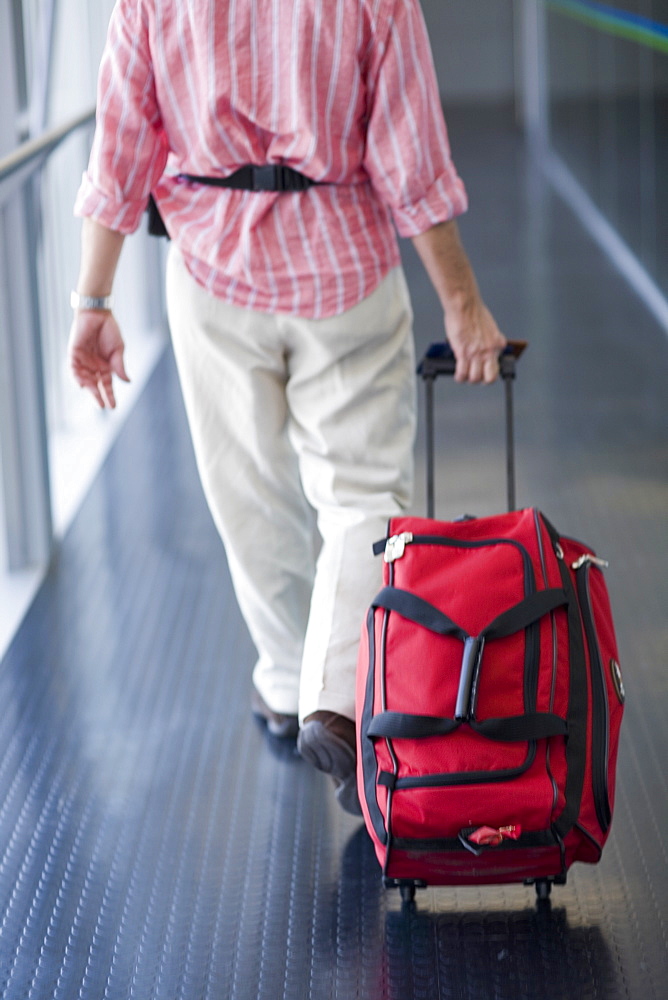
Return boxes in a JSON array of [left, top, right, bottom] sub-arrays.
[[0, 106, 667, 999]]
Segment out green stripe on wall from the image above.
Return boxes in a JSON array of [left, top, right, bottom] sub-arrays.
[[544, 0, 668, 54]]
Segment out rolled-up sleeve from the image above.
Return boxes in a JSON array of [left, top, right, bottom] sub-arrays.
[[74, 0, 168, 233], [363, 0, 468, 237]]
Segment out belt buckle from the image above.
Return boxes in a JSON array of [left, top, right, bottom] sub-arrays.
[[252, 165, 278, 191]]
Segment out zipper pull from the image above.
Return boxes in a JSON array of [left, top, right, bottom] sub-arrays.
[[384, 531, 414, 563], [571, 553, 609, 571]]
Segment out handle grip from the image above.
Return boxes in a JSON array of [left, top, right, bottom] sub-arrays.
[[417, 339, 527, 379], [417, 340, 527, 517]]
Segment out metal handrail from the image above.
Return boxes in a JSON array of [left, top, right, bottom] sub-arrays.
[[0, 107, 95, 184]]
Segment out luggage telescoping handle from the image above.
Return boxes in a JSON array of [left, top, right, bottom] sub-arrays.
[[417, 340, 527, 517]]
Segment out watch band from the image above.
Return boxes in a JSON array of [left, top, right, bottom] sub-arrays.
[[70, 290, 114, 311]]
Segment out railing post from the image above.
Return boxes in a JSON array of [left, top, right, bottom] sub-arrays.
[[0, 177, 53, 570], [515, 0, 550, 150]]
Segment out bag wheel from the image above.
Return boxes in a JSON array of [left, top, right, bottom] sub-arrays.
[[400, 883, 416, 904], [535, 879, 552, 901]]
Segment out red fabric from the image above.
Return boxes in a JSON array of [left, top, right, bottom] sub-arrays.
[[356, 507, 624, 887]]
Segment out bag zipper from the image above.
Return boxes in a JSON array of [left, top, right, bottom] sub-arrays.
[[574, 556, 612, 832], [384, 747, 537, 789], [384, 531, 414, 562], [534, 510, 560, 815]]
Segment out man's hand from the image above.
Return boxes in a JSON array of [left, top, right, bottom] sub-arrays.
[[445, 298, 507, 384], [69, 219, 128, 407], [69, 310, 129, 409]]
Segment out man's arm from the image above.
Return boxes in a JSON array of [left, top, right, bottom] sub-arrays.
[[411, 219, 506, 384], [69, 218, 128, 409]]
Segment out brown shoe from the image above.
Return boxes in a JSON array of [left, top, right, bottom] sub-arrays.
[[251, 687, 299, 739], [297, 711, 361, 815]]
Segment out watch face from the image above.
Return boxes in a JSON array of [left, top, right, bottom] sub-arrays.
[[610, 659, 625, 705]]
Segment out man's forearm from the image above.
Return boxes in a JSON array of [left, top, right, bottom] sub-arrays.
[[410, 219, 481, 318], [76, 218, 125, 298], [411, 218, 506, 383]]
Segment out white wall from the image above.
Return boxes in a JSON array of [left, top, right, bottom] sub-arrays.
[[48, 0, 116, 122], [421, 0, 517, 103]]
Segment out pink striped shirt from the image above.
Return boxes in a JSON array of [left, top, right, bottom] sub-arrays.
[[75, 0, 468, 318]]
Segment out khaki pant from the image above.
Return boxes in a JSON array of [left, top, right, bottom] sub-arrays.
[[166, 247, 416, 721]]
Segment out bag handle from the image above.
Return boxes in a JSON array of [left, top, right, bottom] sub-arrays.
[[417, 340, 527, 515]]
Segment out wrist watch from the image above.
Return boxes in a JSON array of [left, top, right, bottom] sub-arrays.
[[70, 290, 114, 311]]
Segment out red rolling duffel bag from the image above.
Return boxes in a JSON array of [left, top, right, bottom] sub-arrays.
[[355, 343, 624, 904]]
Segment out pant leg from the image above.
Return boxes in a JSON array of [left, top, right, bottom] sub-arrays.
[[281, 267, 416, 722], [165, 246, 317, 715]]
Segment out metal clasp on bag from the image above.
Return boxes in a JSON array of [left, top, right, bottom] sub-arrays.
[[571, 553, 609, 571], [384, 531, 414, 563]]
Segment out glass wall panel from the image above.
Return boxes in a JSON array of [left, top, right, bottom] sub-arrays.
[[0, 0, 167, 596], [48, 0, 116, 124], [19, 0, 166, 530], [16, 0, 115, 130], [653, 33, 668, 290], [545, 0, 668, 298]]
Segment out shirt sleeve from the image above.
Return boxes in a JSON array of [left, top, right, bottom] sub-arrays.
[[74, 0, 168, 233], [363, 0, 468, 237]]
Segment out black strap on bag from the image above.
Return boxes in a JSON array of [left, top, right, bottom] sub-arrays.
[[371, 585, 567, 643], [367, 710, 568, 742], [371, 584, 569, 723], [146, 165, 320, 238], [147, 195, 169, 237]]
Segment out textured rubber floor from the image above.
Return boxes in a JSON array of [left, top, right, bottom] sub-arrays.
[[1, 107, 667, 998]]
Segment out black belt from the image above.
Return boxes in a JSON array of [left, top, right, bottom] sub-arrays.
[[147, 164, 319, 238], [178, 164, 319, 192]]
